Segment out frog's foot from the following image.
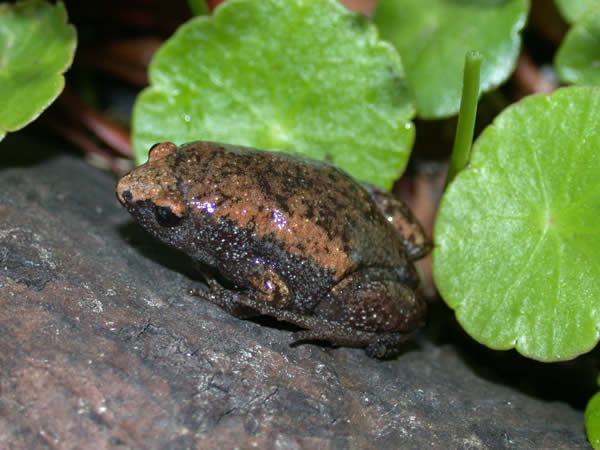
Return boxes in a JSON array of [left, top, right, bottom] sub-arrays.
[[363, 332, 415, 359], [291, 327, 413, 359], [189, 278, 258, 319], [361, 183, 431, 261]]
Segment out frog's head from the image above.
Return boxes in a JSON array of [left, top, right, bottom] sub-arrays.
[[116, 142, 188, 231]]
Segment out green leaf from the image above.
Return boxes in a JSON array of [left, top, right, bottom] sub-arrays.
[[433, 87, 600, 361], [374, 0, 528, 119], [555, 7, 600, 86], [187, 0, 209, 16], [132, 0, 415, 189], [555, 0, 599, 24], [0, 0, 77, 142], [587, 386, 600, 449]]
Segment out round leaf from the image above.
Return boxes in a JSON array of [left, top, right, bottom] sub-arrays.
[[374, 0, 528, 119], [555, 7, 600, 86], [433, 87, 600, 361], [132, 0, 415, 189], [555, 0, 599, 24], [0, 0, 77, 141], [587, 389, 600, 449]]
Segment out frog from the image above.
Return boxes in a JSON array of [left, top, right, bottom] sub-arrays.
[[116, 141, 430, 358]]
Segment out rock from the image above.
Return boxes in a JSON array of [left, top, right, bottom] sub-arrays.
[[0, 134, 590, 449]]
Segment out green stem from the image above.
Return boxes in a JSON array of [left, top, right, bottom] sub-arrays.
[[445, 51, 482, 187]]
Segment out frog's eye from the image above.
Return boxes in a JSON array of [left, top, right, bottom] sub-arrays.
[[155, 205, 182, 227], [148, 142, 177, 162]]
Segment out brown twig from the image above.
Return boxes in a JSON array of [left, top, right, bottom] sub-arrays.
[[529, 0, 568, 45], [339, 0, 377, 17], [513, 51, 558, 99], [43, 116, 130, 175], [206, 0, 223, 11], [76, 38, 162, 87], [59, 87, 133, 159]]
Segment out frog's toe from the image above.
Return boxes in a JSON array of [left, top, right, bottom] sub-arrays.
[[365, 332, 414, 359], [364, 341, 389, 359]]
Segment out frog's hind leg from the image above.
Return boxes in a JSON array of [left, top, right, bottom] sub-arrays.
[[362, 183, 431, 260], [291, 327, 414, 359], [294, 267, 426, 357], [208, 288, 415, 359]]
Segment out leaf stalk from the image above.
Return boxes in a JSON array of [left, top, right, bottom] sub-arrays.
[[445, 51, 482, 187]]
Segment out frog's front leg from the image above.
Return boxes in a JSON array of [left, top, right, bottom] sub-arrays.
[[191, 277, 258, 319], [192, 261, 321, 327], [196, 277, 332, 332], [191, 258, 297, 319]]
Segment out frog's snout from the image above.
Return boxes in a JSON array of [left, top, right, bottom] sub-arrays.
[[115, 173, 139, 208], [115, 176, 132, 206]]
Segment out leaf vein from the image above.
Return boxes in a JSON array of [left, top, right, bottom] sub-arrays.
[[478, 229, 549, 335]]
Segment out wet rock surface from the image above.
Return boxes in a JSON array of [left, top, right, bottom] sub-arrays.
[[0, 135, 590, 449]]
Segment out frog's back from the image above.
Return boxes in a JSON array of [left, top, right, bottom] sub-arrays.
[[176, 142, 407, 278]]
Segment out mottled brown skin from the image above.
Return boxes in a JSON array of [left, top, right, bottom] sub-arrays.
[[116, 142, 429, 358]]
